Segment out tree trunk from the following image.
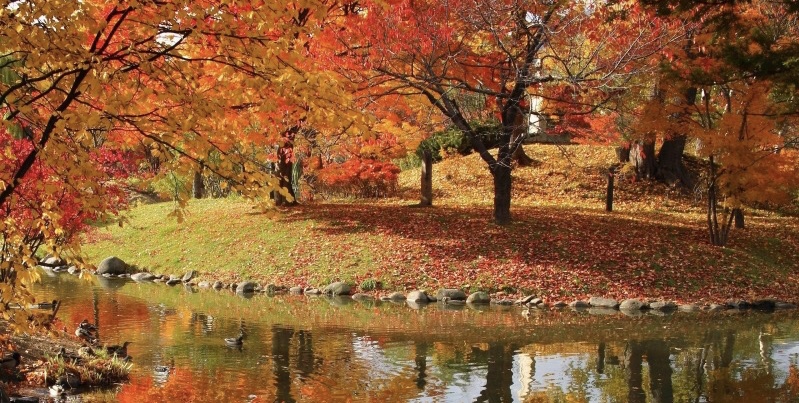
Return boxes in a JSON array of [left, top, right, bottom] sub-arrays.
[[274, 129, 298, 207], [606, 169, 614, 212], [510, 105, 535, 166], [630, 139, 656, 180], [493, 163, 512, 225], [616, 145, 630, 163], [657, 135, 688, 186], [733, 208, 744, 229], [420, 149, 433, 206], [192, 168, 205, 199]]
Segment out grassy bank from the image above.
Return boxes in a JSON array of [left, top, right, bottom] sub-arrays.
[[81, 144, 799, 303]]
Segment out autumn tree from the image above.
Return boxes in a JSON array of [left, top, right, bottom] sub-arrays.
[[635, 0, 799, 246], [0, 0, 369, 331], [337, 0, 678, 224]]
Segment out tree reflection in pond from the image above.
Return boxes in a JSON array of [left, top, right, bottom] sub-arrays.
[[27, 273, 799, 402]]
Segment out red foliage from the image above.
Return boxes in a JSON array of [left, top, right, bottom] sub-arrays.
[[316, 158, 400, 198]]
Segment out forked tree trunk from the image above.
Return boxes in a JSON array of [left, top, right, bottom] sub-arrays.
[[420, 149, 433, 206]]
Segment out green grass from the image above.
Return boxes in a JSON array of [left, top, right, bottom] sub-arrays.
[[80, 144, 799, 303]]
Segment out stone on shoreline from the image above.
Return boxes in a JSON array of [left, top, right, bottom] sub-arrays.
[[436, 288, 466, 301], [323, 282, 351, 296], [406, 290, 430, 303], [649, 301, 677, 311], [569, 300, 589, 308], [212, 281, 224, 290], [96, 256, 128, 275], [181, 270, 196, 283], [466, 292, 490, 304], [589, 296, 619, 309], [236, 281, 258, 293], [131, 272, 156, 282], [383, 292, 406, 301], [289, 286, 303, 294], [619, 299, 645, 311]]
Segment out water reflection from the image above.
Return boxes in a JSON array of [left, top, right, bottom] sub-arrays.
[[29, 272, 799, 402]]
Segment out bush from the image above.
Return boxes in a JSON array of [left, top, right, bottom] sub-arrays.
[[316, 158, 401, 198]]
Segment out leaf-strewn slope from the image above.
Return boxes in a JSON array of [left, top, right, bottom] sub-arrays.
[[82, 145, 799, 303]]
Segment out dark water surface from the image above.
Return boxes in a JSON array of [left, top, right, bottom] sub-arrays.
[[30, 270, 799, 402]]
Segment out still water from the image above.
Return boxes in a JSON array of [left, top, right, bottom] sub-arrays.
[[30, 270, 799, 402]]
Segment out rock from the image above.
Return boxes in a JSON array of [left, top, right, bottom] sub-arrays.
[[322, 281, 351, 296], [406, 290, 430, 303], [181, 270, 196, 283], [197, 281, 211, 288], [165, 278, 181, 286], [212, 281, 224, 290], [67, 266, 80, 275], [776, 302, 798, 310], [516, 295, 536, 305], [236, 281, 258, 293], [552, 301, 567, 308], [726, 299, 750, 309], [708, 303, 726, 311], [649, 301, 677, 311], [383, 292, 406, 301], [446, 299, 466, 306], [569, 300, 590, 308], [588, 296, 619, 309], [52, 266, 67, 273], [588, 307, 618, 315], [466, 292, 491, 304], [492, 299, 514, 306], [56, 372, 81, 388], [96, 256, 128, 275], [131, 272, 156, 282], [41, 255, 65, 267], [102, 273, 115, 278], [619, 299, 645, 311], [678, 304, 700, 312], [525, 298, 543, 307], [304, 287, 322, 295], [118, 273, 130, 278], [436, 288, 467, 301], [264, 284, 279, 294], [289, 286, 303, 294], [751, 299, 777, 311], [352, 293, 375, 301]]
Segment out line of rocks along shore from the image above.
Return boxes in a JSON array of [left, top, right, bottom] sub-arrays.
[[39, 255, 798, 316]]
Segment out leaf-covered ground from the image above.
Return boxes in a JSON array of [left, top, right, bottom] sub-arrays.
[[82, 145, 799, 303]]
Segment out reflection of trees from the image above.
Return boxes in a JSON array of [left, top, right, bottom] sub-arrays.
[[475, 343, 515, 403], [272, 326, 296, 403], [415, 341, 428, 390]]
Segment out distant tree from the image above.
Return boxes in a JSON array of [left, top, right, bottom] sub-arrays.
[[340, 0, 678, 223]]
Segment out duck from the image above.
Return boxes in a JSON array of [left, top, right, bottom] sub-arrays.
[[78, 319, 98, 333], [105, 341, 132, 358], [0, 352, 20, 369], [75, 326, 97, 345], [225, 330, 245, 346]]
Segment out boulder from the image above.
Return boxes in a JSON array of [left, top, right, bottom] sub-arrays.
[[96, 256, 128, 275], [516, 295, 537, 305], [678, 304, 700, 312], [181, 270, 196, 283], [166, 278, 181, 286], [436, 288, 467, 301], [466, 292, 491, 304], [322, 282, 351, 296], [619, 299, 645, 311], [751, 299, 777, 311], [649, 301, 677, 311], [304, 287, 322, 295], [67, 266, 80, 275], [352, 293, 375, 302], [236, 281, 258, 293], [212, 281, 225, 290], [41, 255, 65, 267], [569, 300, 590, 308], [130, 272, 156, 282], [525, 298, 543, 307], [588, 296, 619, 309], [197, 281, 211, 289], [776, 302, 798, 310], [726, 299, 750, 309], [406, 290, 430, 303], [552, 301, 567, 308], [383, 292, 406, 301], [289, 286, 304, 294]]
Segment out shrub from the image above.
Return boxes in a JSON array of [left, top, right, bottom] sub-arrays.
[[316, 158, 401, 198]]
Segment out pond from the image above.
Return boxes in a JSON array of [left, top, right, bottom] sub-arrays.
[[27, 270, 799, 402]]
